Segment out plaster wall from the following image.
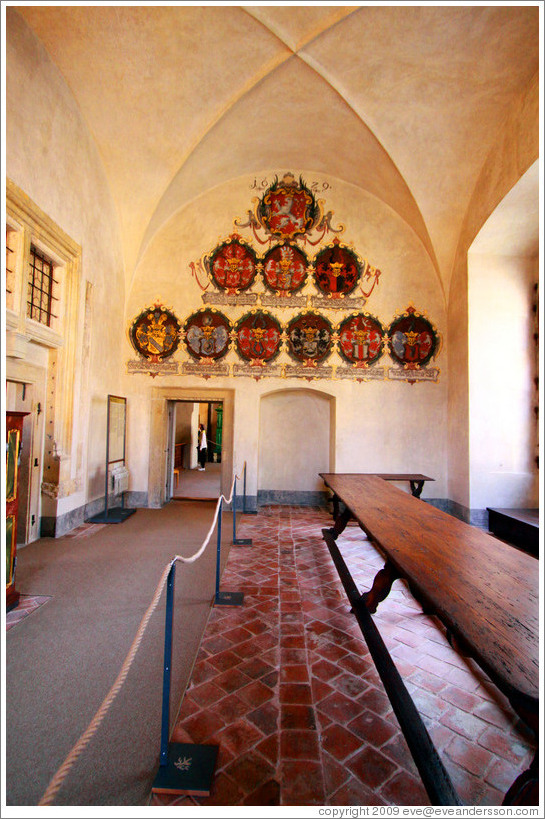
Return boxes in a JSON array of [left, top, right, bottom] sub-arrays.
[[258, 390, 332, 493], [468, 253, 538, 512], [6, 11, 125, 524], [123, 173, 447, 504]]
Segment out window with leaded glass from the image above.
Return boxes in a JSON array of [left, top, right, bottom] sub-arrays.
[[27, 245, 58, 327]]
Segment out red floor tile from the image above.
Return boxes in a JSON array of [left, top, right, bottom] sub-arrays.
[[159, 505, 536, 807]]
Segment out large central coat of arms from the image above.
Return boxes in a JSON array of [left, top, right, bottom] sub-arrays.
[[183, 309, 231, 361], [129, 304, 181, 361], [208, 235, 257, 295], [234, 310, 282, 365], [257, 173, 318, 240], [286, 312, 333, 365], [313, 238, 361, 298], [387, 306, 438, 368], [338, 313, 385, 367], [262, 243, 308, 295]]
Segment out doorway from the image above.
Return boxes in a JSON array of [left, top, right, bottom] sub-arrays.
[[5, 380, 44, 545], [169, 400, 223, 501]]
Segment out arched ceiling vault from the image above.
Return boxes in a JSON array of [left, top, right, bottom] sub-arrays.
[[15, 4, 539, 304]]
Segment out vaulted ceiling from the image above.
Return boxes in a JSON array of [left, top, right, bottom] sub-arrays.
[[15, 4, 539, 293]]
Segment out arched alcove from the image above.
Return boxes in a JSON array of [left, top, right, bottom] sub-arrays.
[[257, 388, 335, 505]]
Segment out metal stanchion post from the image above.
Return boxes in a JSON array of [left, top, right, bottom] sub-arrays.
[[242, 462, 257, 515], [214, 496, 244, 606], [233, 479, 252, 545], [152, 562, 218, 797]]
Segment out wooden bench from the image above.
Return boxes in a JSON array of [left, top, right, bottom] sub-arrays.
[[487, 507, 539, 557], [320, 473, 539, 806]]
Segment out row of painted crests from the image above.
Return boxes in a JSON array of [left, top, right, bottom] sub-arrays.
[[192, 233, 379, 299], [128, 173, 441, 381], [130, 303, 439, 370]]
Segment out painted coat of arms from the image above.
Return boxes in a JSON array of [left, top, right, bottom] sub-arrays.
[[338, 313, 385, 367], [183, 309, 231, 361], [262, 243, 308, 295], [257, 173, 318, 240], [208, 235, 258, 295], [387, 306, 438, 368], [129, 304, 181, 361], [287, 312, 333, 365], [234, 310, 282, 365], [313, 238, 361, 298]]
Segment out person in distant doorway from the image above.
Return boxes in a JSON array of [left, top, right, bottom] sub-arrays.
[[197, 423, 207, 470]]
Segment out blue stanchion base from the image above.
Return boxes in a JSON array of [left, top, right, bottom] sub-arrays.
[[152, 742, 218, 797], [214, 590, 244, 607], [86, 507, 136, 524], [233, 537, 253, 545]]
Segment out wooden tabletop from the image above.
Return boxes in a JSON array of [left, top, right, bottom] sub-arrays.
[[322, 472, 434, 482], [320, 473, 539, 704]]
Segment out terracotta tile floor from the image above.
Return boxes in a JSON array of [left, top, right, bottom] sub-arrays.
[[151, 505, 536, 807], [6, 594, 51, 631]]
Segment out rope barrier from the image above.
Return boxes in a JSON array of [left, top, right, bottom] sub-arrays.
[[38, 463, 249, 806]]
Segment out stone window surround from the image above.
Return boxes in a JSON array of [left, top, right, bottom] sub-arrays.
[[5, 178, 82, 499]]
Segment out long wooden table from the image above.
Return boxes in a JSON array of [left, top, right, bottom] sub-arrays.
[[320, 473, 539, 805]]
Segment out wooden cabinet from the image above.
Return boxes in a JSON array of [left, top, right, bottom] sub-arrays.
[[6, 411, 29, 612]]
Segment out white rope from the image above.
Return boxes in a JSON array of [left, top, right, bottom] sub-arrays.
[[38, 464, 248, 806]]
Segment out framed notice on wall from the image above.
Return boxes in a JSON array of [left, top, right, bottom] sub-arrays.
[[86, 394, 135, 524], [108, 395, 127, 464]]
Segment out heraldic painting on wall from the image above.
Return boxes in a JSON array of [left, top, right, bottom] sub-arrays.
[[127, 173, 441, 382]]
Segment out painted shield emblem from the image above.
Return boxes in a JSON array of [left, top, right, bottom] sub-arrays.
[[286, 312, 333, 364], [184, 309, 231, 361], [387, 307, 438, 367], [130, 306, 180, 361], [259, 173, 316, 239], [313, 239, 361, 297], [262, 243, 308, 295], [235, 311, 282, 364], [338, 314, 384, 366], [209, 235, 257, 294]]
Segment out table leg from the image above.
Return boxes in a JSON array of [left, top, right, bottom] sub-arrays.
[[327, 503, 353, 540], [409, 480, 425, 497], [503, 751, 539, 806], [501, 693, 539, 805]]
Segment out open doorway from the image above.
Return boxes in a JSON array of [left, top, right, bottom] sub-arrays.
[[5, 380, 44, 545], [170, 400, 223, 500]]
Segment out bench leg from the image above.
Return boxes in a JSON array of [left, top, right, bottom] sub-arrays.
[[362, 560, 400, 613]]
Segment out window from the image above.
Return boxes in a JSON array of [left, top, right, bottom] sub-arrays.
[[27, 245, 58, 327]]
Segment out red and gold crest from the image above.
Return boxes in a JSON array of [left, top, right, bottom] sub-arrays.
[[258, 173, 317, 240], [208, 235, 257, 295], [338, 313, 384, 367], [262, 243, 308, 295], [234, 310, 282, 365], [313, 238, 361, 298]]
